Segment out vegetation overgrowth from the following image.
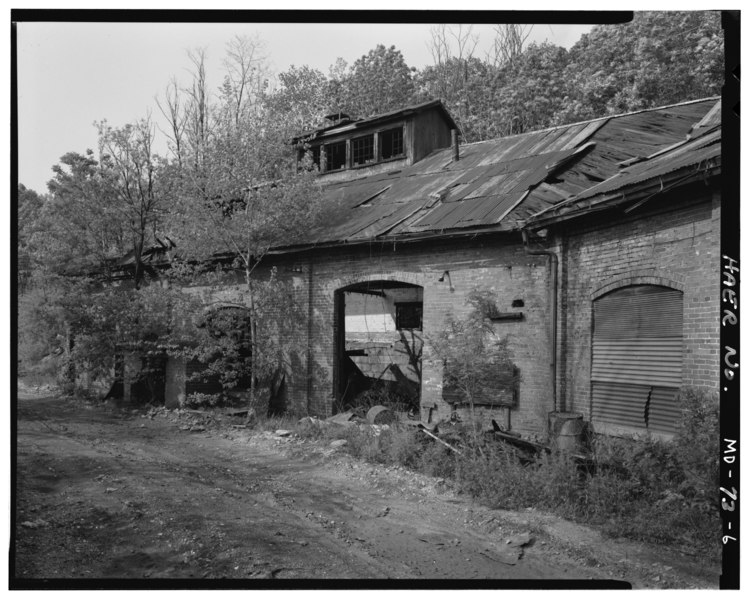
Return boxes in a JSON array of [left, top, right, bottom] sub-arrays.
[[283, 386, 720, 554]]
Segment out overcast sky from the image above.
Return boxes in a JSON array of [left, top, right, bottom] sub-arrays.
[[16, 19, 594, 194]]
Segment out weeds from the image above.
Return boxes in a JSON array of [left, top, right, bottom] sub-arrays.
[[256, 386, 719, 556]]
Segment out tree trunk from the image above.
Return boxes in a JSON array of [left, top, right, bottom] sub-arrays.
[[245, 267, 258, 423]]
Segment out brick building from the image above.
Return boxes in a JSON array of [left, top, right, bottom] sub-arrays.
[[162, 98, 720, 439]]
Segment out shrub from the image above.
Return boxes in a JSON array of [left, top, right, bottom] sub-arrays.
[[673, 386, 720, 506], [289, 386, 720, 555], [183, 392, 222, 408]]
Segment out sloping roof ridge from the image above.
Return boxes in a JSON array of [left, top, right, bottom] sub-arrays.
[[458, 96, 721, 149], [294, 99, 455, 141]]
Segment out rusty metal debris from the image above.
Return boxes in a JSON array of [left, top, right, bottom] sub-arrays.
[[419, 426, 462, 455], [366, 405, 396, 425], [326, 411, 357, 425]]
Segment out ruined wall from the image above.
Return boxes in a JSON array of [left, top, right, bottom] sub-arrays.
[[558, 189, 721, 429], [164, 356, 186, 408], [277, 236, 553, 433]]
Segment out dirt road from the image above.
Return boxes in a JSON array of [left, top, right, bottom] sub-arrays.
[[13, 393, 720, 587]]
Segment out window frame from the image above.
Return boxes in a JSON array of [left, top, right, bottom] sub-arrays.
[[379, 126, 405, 160], [395, 301, 423, 331], [309, 121, 407, 174], [324, 140, 347, 172], [351, 133, 376, 167]]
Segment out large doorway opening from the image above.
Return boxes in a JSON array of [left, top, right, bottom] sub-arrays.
[[333, 280, 423, 415]]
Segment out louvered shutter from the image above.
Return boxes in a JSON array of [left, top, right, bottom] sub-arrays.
[[591, 286, 683, 434]]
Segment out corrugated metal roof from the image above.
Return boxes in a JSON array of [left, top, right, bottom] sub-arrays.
[[525, 102, 721, 226], [300, 97, 718, 246]]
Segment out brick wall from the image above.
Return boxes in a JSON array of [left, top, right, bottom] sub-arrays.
[[558, 189, 721, 426], [262, 236, 554, 433]]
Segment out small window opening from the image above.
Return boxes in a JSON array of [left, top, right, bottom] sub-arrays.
[[380, 127, 404, 160], [395, 302, 422, 330], [352, 134, 375, 166], [325, 141, 346, 171]]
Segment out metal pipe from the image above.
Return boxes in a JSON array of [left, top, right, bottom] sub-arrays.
[[306, 260, 314, 414], [451, 129, 459, 161], [521, 229, 559, 412]]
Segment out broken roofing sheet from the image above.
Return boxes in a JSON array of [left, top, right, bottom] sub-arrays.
[[525, 99, 722, 228], [301, 98, 718, 247]]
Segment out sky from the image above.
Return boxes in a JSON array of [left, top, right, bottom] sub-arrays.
[[15, 19, 594, 195]]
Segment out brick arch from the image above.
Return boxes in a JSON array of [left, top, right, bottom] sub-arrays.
[[591, 270, 685, 301], [335, 271, 424, 291], [201, 300, 249, 313]]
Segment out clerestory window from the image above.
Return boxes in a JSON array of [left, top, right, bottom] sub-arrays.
[[380, 127, 404, 160], [352, 134, 375, 166], [325, 141, 346, 171]]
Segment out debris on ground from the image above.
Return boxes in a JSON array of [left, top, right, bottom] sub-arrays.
[[14, 393, 721, 586], [480, 546, 522, 565], [326, 411, 357, 426], [367, 424, 390, 436], [419, 426, 462, 455], [226, 409, 249, 418], [506, 532, 533, 547], [274, 430, 292, 437], [366, 405, 396, 425], [21, 519, 49, 529]]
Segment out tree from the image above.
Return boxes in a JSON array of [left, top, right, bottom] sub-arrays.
[[557, 11, 723, 123], [17, 184, 46, 292], [164, 40, 331, 416], [333, 44, 418, 118], [266, 65, 332, 136], [430, 288, 519, 449], [487, 24, 533, 69], [417, 56, 495, 142], [418, 25, 508, 142], [96, 116, 166, 288], [39, 150, 126, 278], [36, 116, 167, 289], [493, 42, 571, 135]]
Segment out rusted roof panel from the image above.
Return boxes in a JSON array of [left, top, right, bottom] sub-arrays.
[[509, 99, 717, 225], [301, 98, 719, 246], [574, 130, 720, 200], [688, 99, 721, 140], [525, 121, 721, 228]]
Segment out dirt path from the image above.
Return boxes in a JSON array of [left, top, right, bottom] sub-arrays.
[[13, 394, 720, 587]]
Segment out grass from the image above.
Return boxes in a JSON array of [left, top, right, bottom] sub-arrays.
[[251, 387, 720, 558]]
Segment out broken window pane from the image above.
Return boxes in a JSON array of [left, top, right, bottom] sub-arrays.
[[395, 302, 422, 330], [325, 141, 346, 171], [380, 127, 404, 159]]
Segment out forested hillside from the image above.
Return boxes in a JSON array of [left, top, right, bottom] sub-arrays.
[[272, 13, 723, 142]]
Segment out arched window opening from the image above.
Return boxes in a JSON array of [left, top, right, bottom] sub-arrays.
[[591, 285, 683, 435]]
